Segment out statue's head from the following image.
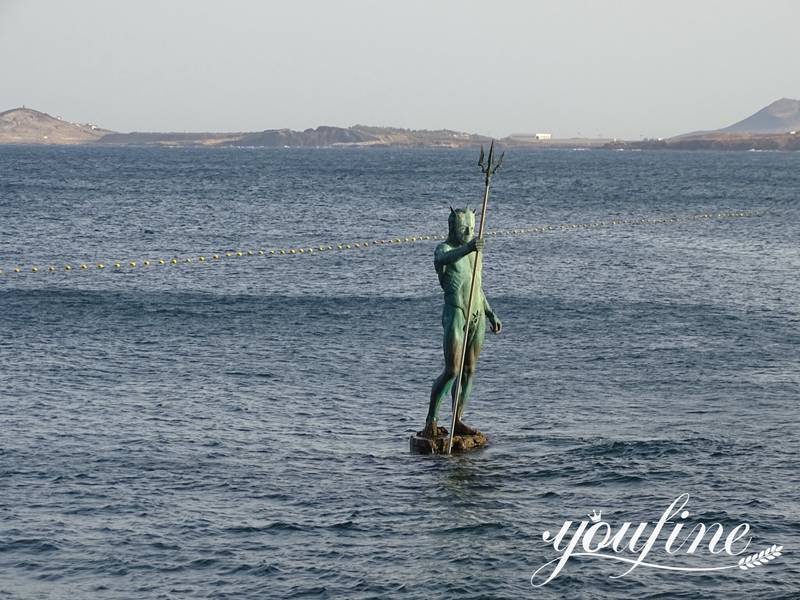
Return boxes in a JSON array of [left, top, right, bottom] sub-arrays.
[[448, 206, 476, 246]]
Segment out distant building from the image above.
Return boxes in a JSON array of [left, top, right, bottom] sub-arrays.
[[535, 133, 552, 140]]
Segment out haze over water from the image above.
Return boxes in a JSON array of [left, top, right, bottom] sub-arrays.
[[1, 146, 798, 598]]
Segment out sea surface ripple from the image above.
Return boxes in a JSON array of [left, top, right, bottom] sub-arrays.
[[0, 146, 798, 598]]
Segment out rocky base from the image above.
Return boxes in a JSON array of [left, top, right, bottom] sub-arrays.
[[409, 426, 488, 455]]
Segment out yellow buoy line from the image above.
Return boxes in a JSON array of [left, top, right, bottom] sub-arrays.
[[0, 210, 759, 277]]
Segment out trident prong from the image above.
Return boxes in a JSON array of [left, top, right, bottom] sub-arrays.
[[479, 140, 503, 183], [492, 151, 505, 174], [482, 141, 494, 174]]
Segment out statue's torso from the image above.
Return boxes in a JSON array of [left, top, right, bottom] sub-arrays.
[[436, 243, 484, 317]]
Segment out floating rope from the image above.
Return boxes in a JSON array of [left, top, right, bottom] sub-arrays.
[[0, 211, 759, 276]]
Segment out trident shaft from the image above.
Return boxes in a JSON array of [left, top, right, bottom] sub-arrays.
[[446, 140, 504, 455]]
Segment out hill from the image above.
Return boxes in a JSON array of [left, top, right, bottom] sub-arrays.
[[719, 98, 800, 134], [605, 98, 800, 151], [0, 108, 113, 144], [222, 125, 491, 148], [95, 125, 492, 148], [228, 126, 378, 147]]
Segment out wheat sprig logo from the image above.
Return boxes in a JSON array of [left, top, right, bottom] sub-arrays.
[[738, 545, 783, 570]]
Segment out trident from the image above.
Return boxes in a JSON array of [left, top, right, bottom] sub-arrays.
[[446, 140, 504, 455]]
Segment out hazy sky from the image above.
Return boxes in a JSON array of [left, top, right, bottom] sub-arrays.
[[1, 0, 797, 138]]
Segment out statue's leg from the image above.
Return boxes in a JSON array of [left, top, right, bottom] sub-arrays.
[[455, 313, 485, 433], [426, 307, 464, 429]]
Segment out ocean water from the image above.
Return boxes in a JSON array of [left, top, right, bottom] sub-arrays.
[[0, 146, 798, 599]]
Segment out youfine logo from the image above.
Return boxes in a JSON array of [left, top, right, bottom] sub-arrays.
[[532, 494, 785, 587]]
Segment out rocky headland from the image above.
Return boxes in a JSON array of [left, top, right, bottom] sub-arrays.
[[0, 108, 112, 144]]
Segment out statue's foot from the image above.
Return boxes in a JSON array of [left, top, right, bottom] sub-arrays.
[[454, 420, 478, 436], [421, 421, 446, 439]]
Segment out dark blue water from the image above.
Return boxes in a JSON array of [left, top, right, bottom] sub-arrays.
[[1, 146, 798, 599]]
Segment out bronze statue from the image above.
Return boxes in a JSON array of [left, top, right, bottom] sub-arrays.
[[410, 142, 504, 454], [422, 206, 502, 440]]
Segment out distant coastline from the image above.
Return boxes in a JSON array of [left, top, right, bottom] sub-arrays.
[[0, 108, 611, 149], [2, 98, 799, 150], [605, 132, 800, 152]]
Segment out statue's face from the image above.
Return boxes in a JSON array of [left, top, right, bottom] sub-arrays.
[[450, 209, 475, 245]]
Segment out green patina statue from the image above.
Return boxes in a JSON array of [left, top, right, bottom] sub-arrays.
[[422, 207, 502, 439]]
